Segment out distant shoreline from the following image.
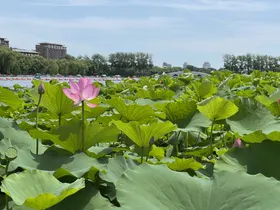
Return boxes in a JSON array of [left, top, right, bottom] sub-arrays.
[[0, 76, 133, 82]]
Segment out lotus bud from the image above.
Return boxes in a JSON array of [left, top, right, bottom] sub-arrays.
[[38, 82, 45, 95], [232, 138, 243, 148], [278, 98, 280, 104], [149, 136, 155, 145]]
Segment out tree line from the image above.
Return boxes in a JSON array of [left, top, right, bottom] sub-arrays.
[[5, 47, 277, 77], [223, 54, 280, 73], [0, 47, 189, 76]]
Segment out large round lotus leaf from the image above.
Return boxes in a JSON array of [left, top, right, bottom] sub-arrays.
[[112, 120, 177, 148], [31, 81, 76, 117], [0, 121, 47, 155], [227, 140, 280, 180], [226, 98, 280, 136], [163, 100, 211, 132], [106, 97, 155, 123], [0, 86, 23, 110], [198, 96, 238, 121], [99, 156, 138, 184], [112, 163, 280, 210], [0, 170, 85, 209], [29, 120, 119, 154], [7, 147, 106, 179], [49, 182, 112, 210]]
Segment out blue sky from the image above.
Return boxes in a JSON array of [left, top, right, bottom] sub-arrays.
[[1, 0, 280, 68]]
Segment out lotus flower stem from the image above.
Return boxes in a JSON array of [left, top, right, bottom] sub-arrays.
[[145, 145, 152, 162], [35, 94, 42, 155], [5, 161, 10, 210], [81, 100, 85, 152], [58, 114, 61, 126], [140, 147, 144, 163], [175, 131, 181, 157], [209, 121, 215, 158]]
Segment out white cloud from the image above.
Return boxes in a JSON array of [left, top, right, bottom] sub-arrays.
[[0, 14, 186, 54], [28, 0, 113, 6], [130, 0, 269, 11], [0, 16, 182, 31], [29, 0, 273, 11], [149, 20, 280, 56]]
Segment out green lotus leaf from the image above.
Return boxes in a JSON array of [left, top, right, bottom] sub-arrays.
[[0, 118, 47, 156], [227, 140, 280, 180], [0, 86, 23, 110], [166, 157, 204, 171], [164, 100, 211, 132], [198, 96, 239, 121], [267, 101, 280, 116], [6, 146, 106, 178], [112, 120, 177, 147], [86, 145, 129, 159], [226, 99, 280, 140], [136, 88, 175, 100], [0, 170, 85, 209], [84, 105, 109, 118], [237, 130, 280, 143], [255, 90, 280, 116], [99, 156, 138, 184], [0, 117, 19, 130], [31, 81, 76, 117], [255, 95, 273, 106], [149, 145, 165, 160], [134, 98, 169, 110], [255, 89, 280, 107], [261, 84, 276, 95], [191, 81, 217, 99], [49, 182, 112, 210], [29, 119, 119, 153], [0, 165, 5, 178], [235, 89, 256, 97], [111, 163, 280, 210], [105, 97, 155, 123]]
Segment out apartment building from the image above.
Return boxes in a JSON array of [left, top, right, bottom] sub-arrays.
[[11, 48, 39, 56], [35, 42, 67, 59], [0, 38, 9, 47]]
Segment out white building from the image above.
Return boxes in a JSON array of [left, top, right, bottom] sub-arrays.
[[202, 62, 211, 69]]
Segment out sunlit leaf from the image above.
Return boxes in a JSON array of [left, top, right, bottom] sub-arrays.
[[112, 120, 177, 147], [31, 81, 76, 117], [1, 170, 85, 209], [198, 96, 238, 121]]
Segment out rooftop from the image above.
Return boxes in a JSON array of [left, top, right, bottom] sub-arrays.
[[11, 48, 39, 54], [37, 42, 65, 46]]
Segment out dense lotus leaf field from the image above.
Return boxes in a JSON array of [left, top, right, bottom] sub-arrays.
[[1, 70, 280, 209]]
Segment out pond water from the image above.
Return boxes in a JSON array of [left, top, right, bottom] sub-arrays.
[[0, 77, 124, 88]]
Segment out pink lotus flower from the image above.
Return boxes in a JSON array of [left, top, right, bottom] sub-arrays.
[[278, 98, 280, 104], [63, 78, 100, 108], [232, 138, 243, 148]]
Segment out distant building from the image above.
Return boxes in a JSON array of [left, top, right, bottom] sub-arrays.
[[11, 48, 39, 56], [35, 42, 67, 59], [183, 62, 188, 69], [0, 38, 9, 47], [202, 62, 211, 69]]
